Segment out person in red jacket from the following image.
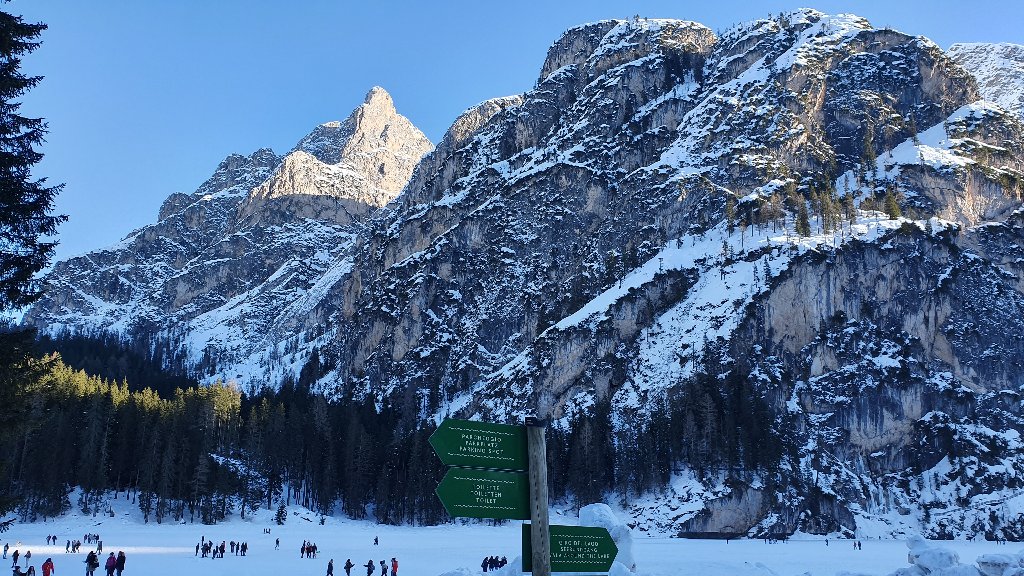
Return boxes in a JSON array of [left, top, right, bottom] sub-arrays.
[[390, 558, 398, 576], [103, 552, 116, 576], [41, 558, 54, 576]]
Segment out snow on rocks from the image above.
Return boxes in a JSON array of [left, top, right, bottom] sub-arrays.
[[580, 503, 635, 572]]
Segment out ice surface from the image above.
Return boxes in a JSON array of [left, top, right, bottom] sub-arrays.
[[0, 501, 1019, 576]]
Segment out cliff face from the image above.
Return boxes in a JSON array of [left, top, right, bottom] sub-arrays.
[[26, 11, 1024, 537], [949, 43, 1024, 119]]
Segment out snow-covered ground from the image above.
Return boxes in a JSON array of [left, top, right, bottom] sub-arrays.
[[1, 504, 1017, 576]]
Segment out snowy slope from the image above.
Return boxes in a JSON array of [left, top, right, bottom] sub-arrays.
[[949, 43, 1024, 119]]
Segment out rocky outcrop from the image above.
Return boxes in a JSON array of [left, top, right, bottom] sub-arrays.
[[949, 43, 1024, 119]]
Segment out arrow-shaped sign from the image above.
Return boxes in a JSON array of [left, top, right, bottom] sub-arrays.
[[435, 468, 530, 520], [523, 524, 618, 573], [428, 418, 528, 471]]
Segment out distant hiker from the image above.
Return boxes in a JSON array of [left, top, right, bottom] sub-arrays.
[[301, 542, 306, 559], [275, 538, 279, 550], [96, 542, 101, 554], [373, 537, 378, 546], [391, 557, 398, 576], [65, 542, 69, 554], [240, 542, 247, 556], [115, 551, 125, 576], [195, 543, 199, 557], [499, 557, 507, 568], [230, 542, 235, 555], [24, 551, 30, 566], [41, 558, 54, 576], [3, 543, 7, 559], [344, 559, 354, 576], [103, 552, 115, 576], [379, 559, 386, 576], [481, 557, 488, 573], [364, 559, 375, 576], [11, 549, 18, 567], [327, 559, 334, 576], [85, 551, 98, 576]]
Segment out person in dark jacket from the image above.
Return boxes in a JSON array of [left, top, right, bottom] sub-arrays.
[[327, 559, 334, 576], [363, 560, 374, 576], [344, 559, 354, 576], [115, 551, 125, 576], [85, 551, 98, 576]]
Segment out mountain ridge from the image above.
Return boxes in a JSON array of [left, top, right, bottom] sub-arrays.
[[24, 9, 1024, 538]]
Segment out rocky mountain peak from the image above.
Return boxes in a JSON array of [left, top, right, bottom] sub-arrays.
[[239, 86, 433, 222], [539, 18, 715, 83], [362, 85, 395, 110]]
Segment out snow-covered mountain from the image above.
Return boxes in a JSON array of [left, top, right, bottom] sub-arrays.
[[25, 10, 1024, 538], [949, 42, 1024, 119], [25, 87, 432, 380]]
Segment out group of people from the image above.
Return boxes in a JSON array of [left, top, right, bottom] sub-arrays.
[[357, 557, 397, 576], [195, 538, 246, 559], [84, 550, 126, 576], [301, 541, 319, 559], [9, 549, 31, 567], [480, 556, 507, 572]]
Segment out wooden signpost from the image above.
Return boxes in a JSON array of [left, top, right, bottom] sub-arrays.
[[430, 417, 617, 576]]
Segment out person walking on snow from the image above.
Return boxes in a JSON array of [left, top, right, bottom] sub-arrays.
[[114, 551, 125, 576], [391, 557, 398, 576], [84, 551, 98, 576], [327, 559, 334, 576], [41, 558, 54, 576], [103, 553, 115, 576], [364, 559, 374, 576], [3, 543, 7, 559], [275, 538, 279, 550], [344, 559, 354, 576], [379, 560, 386, 576]]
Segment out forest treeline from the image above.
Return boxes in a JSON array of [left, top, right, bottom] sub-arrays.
[[2, 339, 786, 526]]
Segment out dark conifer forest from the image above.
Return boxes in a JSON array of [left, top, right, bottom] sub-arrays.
[[0, 335, 785, 526]]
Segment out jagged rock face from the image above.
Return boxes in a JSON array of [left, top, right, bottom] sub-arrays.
[[25, 87, 432, 380], [24, 10, 1024, 537], [239, 87, 433, 225], [949, 43, 1024, 119]]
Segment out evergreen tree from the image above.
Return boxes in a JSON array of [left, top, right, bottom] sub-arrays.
[[0, 7, 65, 518], [275, 503, 287, 525], [884, 189, 901, 219], [796, 203, 811, 236]]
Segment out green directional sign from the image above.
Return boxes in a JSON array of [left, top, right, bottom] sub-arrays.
[[435, 468, 530, 520], [522, 524, 618, 573], [429, 418, 528, 471]]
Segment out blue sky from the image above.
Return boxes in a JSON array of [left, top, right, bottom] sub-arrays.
[[12, 0, 1024, 263]]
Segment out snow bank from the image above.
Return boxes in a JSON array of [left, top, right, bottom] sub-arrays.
[[579, 503, 635, 572]]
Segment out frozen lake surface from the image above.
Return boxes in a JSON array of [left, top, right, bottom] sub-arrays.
[[0, 505, 1016, 576]]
